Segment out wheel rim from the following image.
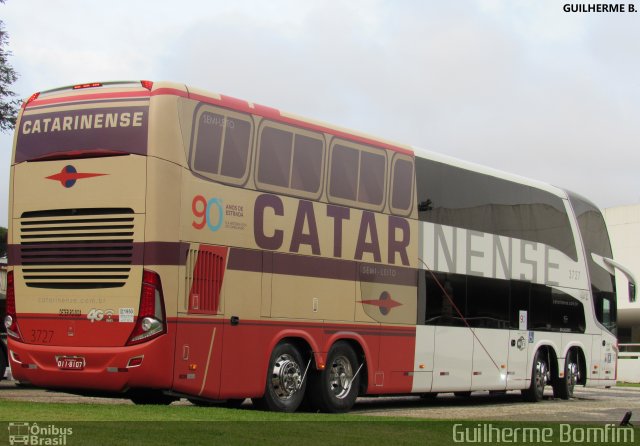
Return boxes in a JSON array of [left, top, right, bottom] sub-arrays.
[[534, 359, 548, 395], [329, 355, 353, 399], [566, 359, 578, 392], [270, 353, 302, 401]]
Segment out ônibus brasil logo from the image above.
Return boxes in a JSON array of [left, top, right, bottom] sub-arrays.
[[46, 165, 106, 188]]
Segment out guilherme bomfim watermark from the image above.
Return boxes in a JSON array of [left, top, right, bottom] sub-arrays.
[[453, 423, 635, 443], [7, 422, 73, 445]]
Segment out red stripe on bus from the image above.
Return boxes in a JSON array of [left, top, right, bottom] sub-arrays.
[[152, 88, 414, 156], [26, 91, 152, 108]]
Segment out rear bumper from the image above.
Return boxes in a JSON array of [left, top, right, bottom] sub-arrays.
[[7, 334, 173, 393]]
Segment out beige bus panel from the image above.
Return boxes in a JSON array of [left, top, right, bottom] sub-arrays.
[[270, 274, 357, 321], [219, 269, 262, 320], [12, 156, 147, 217], [145, 157, 182, 244], [148, 93, 188, 168], [181, 175, 416, 268]]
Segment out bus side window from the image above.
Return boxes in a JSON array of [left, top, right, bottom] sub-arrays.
[[328, 140, 387, 212], [424, 272, 466, 327], [192, 108, 253, 185], [509, 280, 531, 330], [256, 122, 325, 199], [389, 155, 414, 216]]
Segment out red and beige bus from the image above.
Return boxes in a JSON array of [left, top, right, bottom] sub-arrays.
[[5, 80, 631, 412]]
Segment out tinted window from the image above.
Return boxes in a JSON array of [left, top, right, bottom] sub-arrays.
[[425, 272, 466, 327], [391, 158, 414, 212], [466, 276, 509, 329], [416, 157, 577, 260], [258, 127, 293, 188], [220, 118, 251, 178], [509, 280, 530, 329], [358, 151, 385, 205], [257, 125, 325, 197], [550, 289, 586, 333], [329, 144, 359, 201], [529, 284, 552, 330], [568, 192, 616, 334], [193, 110, 252, 183], [194, 112, 224, 174], [291, 135, 324, 193]]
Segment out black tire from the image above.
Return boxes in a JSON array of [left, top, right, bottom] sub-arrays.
[[0, 344, 8, 381], [308, 341, 360, 413], [130, 389, 176, 405], [553, 350, 578, 400], [252, 342, 307, 412], [522, 350, 549, 402]]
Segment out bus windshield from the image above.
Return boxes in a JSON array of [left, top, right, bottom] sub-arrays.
[[569, 192, 617, 334]]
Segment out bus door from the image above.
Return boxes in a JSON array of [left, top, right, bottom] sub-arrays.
[[427, 274, 473, 392], [467, 277, 510, 391], [506, 281, 531, 390]]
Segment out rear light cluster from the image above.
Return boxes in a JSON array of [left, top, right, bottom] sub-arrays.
[[126, 270, 167, 346], [73, 82, 102, 90], [4, 271, 23, 341], [24, 80, 152, 108]]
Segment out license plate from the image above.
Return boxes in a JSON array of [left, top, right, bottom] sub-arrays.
[[56, 356, 85, 370]]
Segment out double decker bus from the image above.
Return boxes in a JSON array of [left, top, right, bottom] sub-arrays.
[[5, 80, 632, 412]]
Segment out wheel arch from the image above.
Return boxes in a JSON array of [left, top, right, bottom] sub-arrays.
[[558, 342, 587, 385]]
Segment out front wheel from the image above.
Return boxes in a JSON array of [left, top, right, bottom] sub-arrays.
[[252, 342, 307, 412], [522, 350, 549, 402], [309, 341, 361, 413]]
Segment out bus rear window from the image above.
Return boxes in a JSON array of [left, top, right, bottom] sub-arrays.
[[15, 105, 149, 163]]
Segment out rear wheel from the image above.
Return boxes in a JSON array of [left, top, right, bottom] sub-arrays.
[[309, 341, 361, 413], [522, 350, 549, 402], [252, 342, 307, 412], [553, 350, 579, 400]]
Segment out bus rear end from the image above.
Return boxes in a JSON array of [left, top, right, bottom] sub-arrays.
[[5, 81, 174, 396]]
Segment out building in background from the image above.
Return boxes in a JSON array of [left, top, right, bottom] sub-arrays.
[[604, 204, 640, 343]]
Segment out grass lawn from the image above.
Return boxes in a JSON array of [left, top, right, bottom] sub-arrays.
[[1, 401, 638, 446], [617, 382, 640, 388]]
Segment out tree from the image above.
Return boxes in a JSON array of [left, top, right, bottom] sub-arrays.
[[0, 227, 6, 258], [0, 0, 19, 132]]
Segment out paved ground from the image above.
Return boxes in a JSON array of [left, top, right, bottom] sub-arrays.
[[1, 378, 639, 423]]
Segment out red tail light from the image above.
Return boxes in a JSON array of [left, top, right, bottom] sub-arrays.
[[140, 80, 153, 91], [126, 270, 167, 346], [72, 82, 103, 90], [4, 271, 23, 341]]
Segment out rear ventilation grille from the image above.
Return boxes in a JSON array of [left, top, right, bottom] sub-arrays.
[[19, 208, 139, 289], [186, 245, 228, 314]]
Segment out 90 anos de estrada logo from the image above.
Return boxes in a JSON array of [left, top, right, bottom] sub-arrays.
[[8, 422, 73, 445]]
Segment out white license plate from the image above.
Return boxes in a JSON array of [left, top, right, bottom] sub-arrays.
[[56, 356, 85, 370]]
